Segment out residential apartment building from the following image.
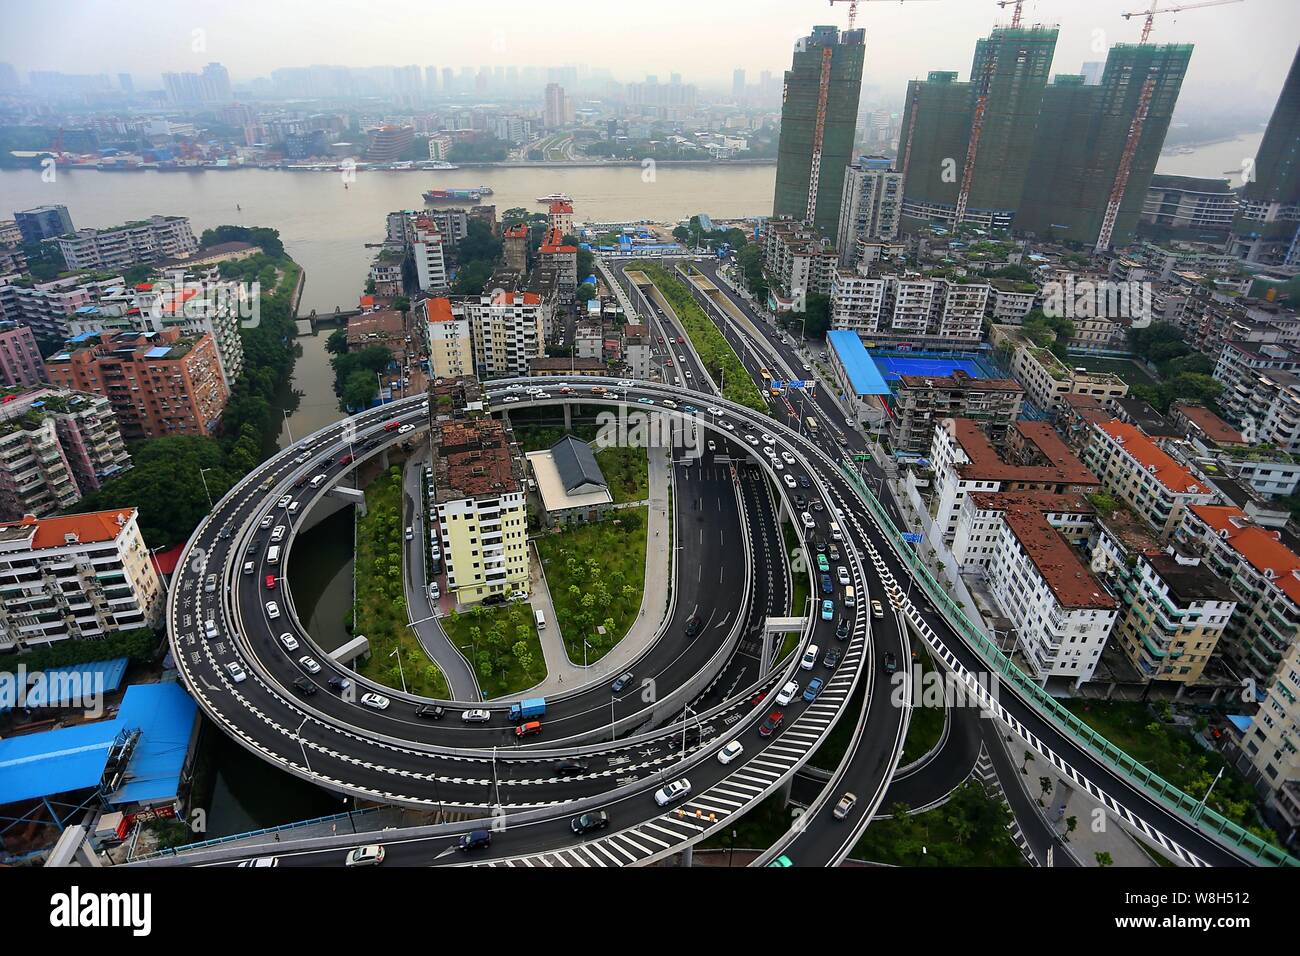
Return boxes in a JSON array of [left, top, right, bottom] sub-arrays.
[[430, 417, 530, 604], [0, 273, 126, 342], [763, 218, 838, 298], [1085, 419, 1215, 540], [1102, 548, 1236, 685], [0, 387, 130, 520], [1141, 175, 1237, 236], [0, 321, 48, 387], [1177, 504, 1300, 690], [836, 158, 903, 266], [503, 223, 529, 274], [996, 326, 1129, 410], [957, 490, 1117, 684], [830, 268, 991, 345], [410, 216, 448, 292], [890, 370, 1023, 454], [56, 216, 198, 272], [930, 417, 1100, 545], [987, 281, 1038, 324], [422, 297, 473, 379], [13, 204, 73, 245], [465, 290, 546, 378], [536, 229, 578, 298], [0, 508, 164, 650], [1213, 340, 1300, 450], [45, 328, 229, 440], [1236, 637, 1300, 840]]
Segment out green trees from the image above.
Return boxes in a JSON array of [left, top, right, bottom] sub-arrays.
[[640, 265, 767, 413], [1021, 310, 1074, 361], [199, 224, 285, 259], [453, 219, 504, 295], [736, 244, 768, 302], [330, 345, 392, 410], [75, 436, 235, 548]]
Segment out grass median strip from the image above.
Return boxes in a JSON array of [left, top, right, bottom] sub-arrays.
[[441, 602, 545, 700], [353, 465, 448, 699], [535, 506, 649, 664], [637, 264, 768, 414]]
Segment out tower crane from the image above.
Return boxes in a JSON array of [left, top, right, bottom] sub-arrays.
[[996, 0, 1025, 28], [1122, 0, 1243, 43], [1095, 0, 1245, 250]]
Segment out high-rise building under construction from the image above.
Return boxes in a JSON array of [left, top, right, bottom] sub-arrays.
[[1229, 44, 1300, 268], [772, 25, 866, 239], [897, 25, 1058, 232], [1017, 43, 1193, 247]]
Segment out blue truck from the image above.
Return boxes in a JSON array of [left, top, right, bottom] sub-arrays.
[[508, 697, 546, 722]]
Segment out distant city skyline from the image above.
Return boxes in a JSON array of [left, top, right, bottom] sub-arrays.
[[1, 0, 1296, 111]]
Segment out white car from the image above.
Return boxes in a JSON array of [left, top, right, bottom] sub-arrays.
[[461, 708, 490, 723], [800, 511, 815, 530], [801, 645, 820, 670], [776, 680, 799, 706], [243, 561, 254, 575], [428, 581, 440, 601], [226, 661, 247, 683], [617, 380, 635, 388], [405, 526, 414, 540], [278, 632, 300, 652], [398, 424, 415, 434], [259, 515, 274, 529], [781, 451, 796, 465], [299, 656, 321, 674], [837, 566, 850, 586], [772, 458, 784, 471], [237, 857, 278, 868], [277, 495, 292, 509], [265, 601, 280, 619], [761, 433, 775, 446], [706, 406, 723, 416], [717, 741, 744, 765], [504, 395, 521, 403], [344, 845, 385, 867], [745, 434, 759, 446], [361, 692, 391, 711], [721, 421, 735, 432], [707, 440, 717, 452], [783, 474, 797, 489], [654, 778, 692, 806]]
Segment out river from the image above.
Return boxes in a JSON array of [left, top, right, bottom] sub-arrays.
[[0, 164, 777, 315]]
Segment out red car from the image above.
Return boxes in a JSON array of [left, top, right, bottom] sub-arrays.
[[758, 711, 784, 737], [265, 574, 277, 590], [383, 420, 401, 432], [338, 453, 354, 466], [676, 336, 685, 344]]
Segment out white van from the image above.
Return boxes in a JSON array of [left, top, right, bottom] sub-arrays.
[[829, 521, 843, 542], [534, 609, 546, 630], [309, 474, 327, 488], [266, 545, 281, 565], [801, 645, 820, 670], [843, 585, 856, 608]]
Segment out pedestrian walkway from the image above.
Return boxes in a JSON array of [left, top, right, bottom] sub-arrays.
[[513, 447, 675, 697]]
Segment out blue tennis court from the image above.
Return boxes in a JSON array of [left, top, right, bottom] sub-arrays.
[[872, 354, 989, 382]]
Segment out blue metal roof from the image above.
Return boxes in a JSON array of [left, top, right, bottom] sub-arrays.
[[827, 330, 890, 396], [143, 346, 172, 358], [0, 682, 196, 807], [0, 657, 129, 712]]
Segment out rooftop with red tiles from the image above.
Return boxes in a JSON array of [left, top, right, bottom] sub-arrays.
[[1002, 507, 1116, 610], [0, 509, 138, 549], [1189, 504, 1300, 605], [947, 418, 1098, 487], [1171, 402, 1247, 447], [1097, 419, 1206, 494]]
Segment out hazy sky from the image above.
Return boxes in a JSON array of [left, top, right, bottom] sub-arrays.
[[2, 0, 1295, 110]]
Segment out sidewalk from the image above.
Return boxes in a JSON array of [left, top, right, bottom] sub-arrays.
[[514, 447, 675, 697]]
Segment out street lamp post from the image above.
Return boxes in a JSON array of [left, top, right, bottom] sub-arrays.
[[197, 467, 215, 510], [281, 408, 295, 445], [390, 645, 407, 694]]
